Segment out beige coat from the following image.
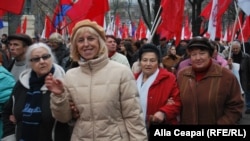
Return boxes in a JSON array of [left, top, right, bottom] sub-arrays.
[[50, 50, 147, 141]]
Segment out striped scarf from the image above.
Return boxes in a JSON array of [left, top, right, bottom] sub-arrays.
[[20, 67, 54, 141]]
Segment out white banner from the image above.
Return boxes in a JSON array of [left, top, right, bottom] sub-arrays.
[[208, 0, 218, 40]]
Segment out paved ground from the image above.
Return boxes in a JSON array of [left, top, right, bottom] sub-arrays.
[[238, 104, 250, 125]]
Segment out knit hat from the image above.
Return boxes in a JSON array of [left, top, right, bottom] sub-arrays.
[[71, 19, 105, 41], [8, 33, 33, 46]]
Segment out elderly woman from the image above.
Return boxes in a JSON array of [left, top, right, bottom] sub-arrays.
[[177, 36, 244, 124], [134, 44, 181, 129], [2, 42, 70, 141], [45, 20, 147, 141]]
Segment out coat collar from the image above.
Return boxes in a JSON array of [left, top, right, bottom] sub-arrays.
[[78, 52, 109, 74], [182, 63, 223, 79], [19, 63, 65, 90]]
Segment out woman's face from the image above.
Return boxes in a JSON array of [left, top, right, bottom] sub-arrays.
[[30, 47, 52, 77], [76, 31, 100, 61], [169, 46, 176, 55], [120, 44, 126, 52], [189, 48, 211, 70], [140, 52, 158, 77]]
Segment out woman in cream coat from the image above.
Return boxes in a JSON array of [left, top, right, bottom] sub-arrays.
[[45, 20, 147, 141]]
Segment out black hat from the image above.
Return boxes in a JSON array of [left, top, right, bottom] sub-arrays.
[[187, 36, 214, 56], [8, 33, 33, 46]]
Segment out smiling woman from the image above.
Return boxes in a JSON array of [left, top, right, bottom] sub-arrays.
[[177, 36, 244, 125], [45, 19, 148, 141], [2, 42, 71, 141]]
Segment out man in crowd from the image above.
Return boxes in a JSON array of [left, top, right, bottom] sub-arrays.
[[7, 33, 33, 81], [229, 40, 250, 114], [105, 35, 130, 68]]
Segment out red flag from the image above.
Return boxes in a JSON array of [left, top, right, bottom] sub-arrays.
[[0, 0, 25, 14], [235, 11, 244, 37], [45, 15, 53, 38], [16, 25, 21, 33], [121, 24, 129, 39], [66, 0, 93, 22], [215, 18, 222, 39], [208, 0, 232, 40], [239, 16, 250, 42], [200, 1, 212, 20], [0, 9, 6, 17], [66, 0, 109, 27], [160, 0, 180, 32], [136, 18, 147, 40], [60, 0, 73, 5], [217, 0, 232, 18], [157, 0, 185, 45], [84, 0, 109, 26], [22, 16, 27, 34], [174, 0, 185, 46]]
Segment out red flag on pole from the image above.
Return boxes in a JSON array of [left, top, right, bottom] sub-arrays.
[[157, 0, 185, 45], [0, 0, 25, 14], [239, 16, 250, 42], [84, 0, 109, 26], [208, 0, 231, 40], [45, 15, 53, 38], [22, 16, 27, 34], [67, 0, 109, 27]]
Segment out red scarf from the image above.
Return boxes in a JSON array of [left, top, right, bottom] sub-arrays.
[[193, 59, 212, 81], [108, 51, 116, 58]]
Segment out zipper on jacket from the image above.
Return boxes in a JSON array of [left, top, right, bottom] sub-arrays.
[[88, 62, 95, 140]]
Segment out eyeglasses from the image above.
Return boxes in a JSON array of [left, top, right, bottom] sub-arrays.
[[30, 54, 51, 62]]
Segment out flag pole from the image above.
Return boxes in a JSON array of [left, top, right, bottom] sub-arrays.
[[234, 0, 245, 53], [151, 6, 162, 35], [229, 0, 240, 58], [148, 16, 161, 43]]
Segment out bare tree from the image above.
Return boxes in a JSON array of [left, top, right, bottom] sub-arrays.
[[188, 0, 204, 36], [110, 0, 120, 17], [137, 0, 155, 29], [138, 0, 159, 44], [127, 0, 132, 22]]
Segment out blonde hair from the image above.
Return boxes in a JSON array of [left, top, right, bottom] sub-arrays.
[[71, 26, 107, 61]]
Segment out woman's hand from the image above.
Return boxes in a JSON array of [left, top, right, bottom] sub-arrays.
[[150, 111, 166, 124], [69, 100, 80, 119], [227, 58, 233, 69], [9, 115, 16, 124], [45, 73, 64, 95]]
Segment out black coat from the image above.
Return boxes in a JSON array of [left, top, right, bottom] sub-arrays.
[[2, 81, 71, 141]]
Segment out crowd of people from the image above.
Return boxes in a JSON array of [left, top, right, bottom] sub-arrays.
[[0, 19, 248, 140]]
